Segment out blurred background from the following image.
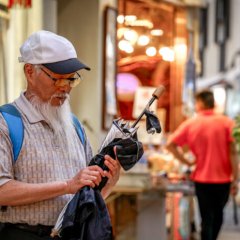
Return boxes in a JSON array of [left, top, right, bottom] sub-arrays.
[[0, 0, 240, 239]]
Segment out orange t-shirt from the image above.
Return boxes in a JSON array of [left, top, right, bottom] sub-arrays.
[[168, 110, 235, 183]]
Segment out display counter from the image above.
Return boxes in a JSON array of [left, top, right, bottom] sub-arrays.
[[106, 165, 195, 240]]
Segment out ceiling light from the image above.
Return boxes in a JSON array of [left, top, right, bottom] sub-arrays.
[[117, 27, 128, 39], [127, 19, 153, 29], [118, 40, 134, 53], [159, 47, 175, 62], [146, 46, 157, 56], [137, 35, 150, 46], [117, 15, 125, 24], [150, 29, 164, 36], [125, 15, 137, 23], [124, 29, 138, 43], [125, 45, 134, 53], [117, 15, 137, 24]]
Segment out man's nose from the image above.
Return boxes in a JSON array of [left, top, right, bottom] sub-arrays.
[[57, 83, 71, 92]]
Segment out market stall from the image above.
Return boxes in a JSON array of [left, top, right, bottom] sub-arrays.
[[107, 148, 196, 240]]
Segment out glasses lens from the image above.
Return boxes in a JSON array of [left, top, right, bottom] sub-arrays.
[[55, 77, 81, 88], [70, 78, 81, 88]]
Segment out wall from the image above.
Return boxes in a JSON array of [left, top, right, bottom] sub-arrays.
[[202, 0, 240, 79], [57, 0, 117, 152], [5, 0, 43, 102], [2, 0, 58, 104], [203, 0, 218, 77], [43, 0, 57, 32], [225, 0, 240, 68]]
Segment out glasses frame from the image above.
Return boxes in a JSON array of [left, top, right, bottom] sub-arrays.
[[40, 67, 82, 88]]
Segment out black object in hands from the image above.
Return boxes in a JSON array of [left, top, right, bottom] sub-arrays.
[[88, 86, 165, 191], [145, 109, 161, 134], [88, 136, 144, 191]]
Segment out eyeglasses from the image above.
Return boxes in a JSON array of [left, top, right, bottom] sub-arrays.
[[40, 67, 82, 88]]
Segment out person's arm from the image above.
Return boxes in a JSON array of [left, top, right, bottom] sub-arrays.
[[166, 141, 194, 167], [0, 180, 68, 206], [0, 165, 105, 206], [230, 142, 239, 195]]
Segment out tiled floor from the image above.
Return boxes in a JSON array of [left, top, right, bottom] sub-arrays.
[[115, 197, 240, 240], [189, 198, 240, 240], [219, 231, 240, 240], [218, 199, 240, 240]]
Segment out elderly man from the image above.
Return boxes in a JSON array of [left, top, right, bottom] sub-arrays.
[[0, 30, 120, 239]]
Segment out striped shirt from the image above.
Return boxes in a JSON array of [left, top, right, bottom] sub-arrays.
[[0, 92, 93, 225]]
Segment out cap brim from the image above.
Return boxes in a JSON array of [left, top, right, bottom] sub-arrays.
[[43, 58, 90, 74]]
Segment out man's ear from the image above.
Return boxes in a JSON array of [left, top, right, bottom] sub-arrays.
[[24, 64, 34, 77], [24, 64, 38, 86]]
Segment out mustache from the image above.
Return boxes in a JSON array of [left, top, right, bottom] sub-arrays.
[[49, 93, 70, 104], [51, 93, 70, 98]]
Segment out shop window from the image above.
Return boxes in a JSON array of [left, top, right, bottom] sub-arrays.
[[116, 0, 188, 132]]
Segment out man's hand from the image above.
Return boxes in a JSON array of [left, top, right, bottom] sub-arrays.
[[66, 165, 105, 194], [231, 181, 239, 196], [166, 142, 195, 167], [101, 148, 121, 199]]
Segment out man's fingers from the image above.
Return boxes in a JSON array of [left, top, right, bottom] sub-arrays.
[[104, 158, 114, 170], [88, 165, 105, 176], [82, 179, 95, 188], [103, 170, 112, 179], [104, 155, 120, 168]]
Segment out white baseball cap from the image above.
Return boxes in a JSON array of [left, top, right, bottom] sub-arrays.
[[18, 30, 90, 74]]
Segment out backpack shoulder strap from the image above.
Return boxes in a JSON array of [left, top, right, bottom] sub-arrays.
[[0, 107, 85, 161], [71, 114, 86, 146], [0, 104, 24, 163]]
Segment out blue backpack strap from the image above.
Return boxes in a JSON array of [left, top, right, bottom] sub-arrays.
[[0, 104, 24, 163], [0, 107, 85, 161], [72, 114, 85, 146]]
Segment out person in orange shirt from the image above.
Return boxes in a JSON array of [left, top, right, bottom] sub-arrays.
[[166, 89, 239, 240]]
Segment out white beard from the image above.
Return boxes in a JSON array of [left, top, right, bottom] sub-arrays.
[[28, 93, 76, 159]]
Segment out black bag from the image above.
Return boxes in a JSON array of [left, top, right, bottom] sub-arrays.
[[88, 136, 144, 190]]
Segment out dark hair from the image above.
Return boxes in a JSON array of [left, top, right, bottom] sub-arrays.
[[195, 90, 214, 109]]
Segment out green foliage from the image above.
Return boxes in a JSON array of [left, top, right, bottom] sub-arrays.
[[233, 115, 240, 151]]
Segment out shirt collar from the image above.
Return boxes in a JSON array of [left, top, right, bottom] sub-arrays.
[[14, 92, 45, 123], [198, 109, 214, 116]]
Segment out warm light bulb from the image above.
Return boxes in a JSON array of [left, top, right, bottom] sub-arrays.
[[137, 35, 150, 46], [118, 40, 134, 53], [159, 47, 175, 62], [125, 45, 134, 53], [129, 19, 153, 28], [150, 29, 164, 36], [125, 15, 137, 23], [117, 28, 127, 39], [117, 15, 124, 24], [124, 29, 138, 44], [117, 15, 137, 24], [146, 46, 157, 56]]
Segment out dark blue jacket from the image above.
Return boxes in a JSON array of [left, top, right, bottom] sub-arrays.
[[60, 187, 113, 240]]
